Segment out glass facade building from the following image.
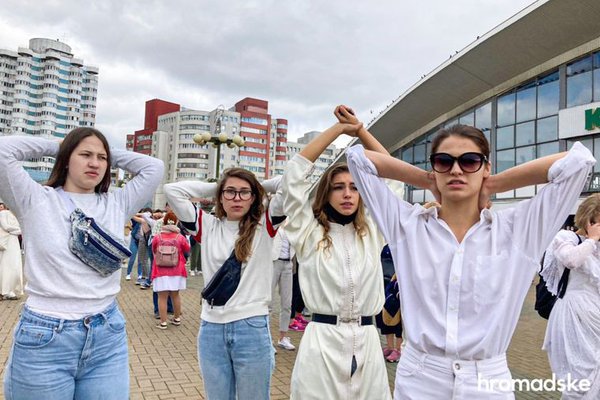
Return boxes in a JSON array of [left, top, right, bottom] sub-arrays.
[[395, 48, 600, 204]]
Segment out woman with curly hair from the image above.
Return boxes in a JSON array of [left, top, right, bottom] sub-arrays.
[[281, 106, 392, 399], [164, 168, 284, 400]]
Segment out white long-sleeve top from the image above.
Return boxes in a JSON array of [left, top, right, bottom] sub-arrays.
[[542, 230, 600, 296], [164, 177, 284, 323], [0, 135, 164, 318], [347, 142, 595, 360], [282, 154, 390, 400]]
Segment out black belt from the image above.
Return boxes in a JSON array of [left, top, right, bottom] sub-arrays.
[[278, 258, 291, 261], [312, 313, 373, 326]]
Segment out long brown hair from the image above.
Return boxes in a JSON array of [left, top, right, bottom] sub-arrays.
[[312, 163, 367, 250], [46, 127, 112, 193], [215, 168, 266, 262]]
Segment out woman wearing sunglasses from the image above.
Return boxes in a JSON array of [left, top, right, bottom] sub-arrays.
[[164, 169, 284, 400], [346, 122, 595, 399]]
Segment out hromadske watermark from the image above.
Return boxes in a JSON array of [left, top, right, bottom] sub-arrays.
[[478, 373, 591, 393]]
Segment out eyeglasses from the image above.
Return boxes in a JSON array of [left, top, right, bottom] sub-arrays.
[[429, 152, 488, 173], [222, 189, 253, 201]]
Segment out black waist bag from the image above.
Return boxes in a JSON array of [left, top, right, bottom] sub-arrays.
[[201, 251, 242, 307]]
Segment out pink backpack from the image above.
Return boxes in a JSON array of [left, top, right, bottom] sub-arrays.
[[154, 234, 179, 267]]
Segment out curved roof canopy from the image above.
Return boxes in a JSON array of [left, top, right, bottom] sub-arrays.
[[369, 0, 600, 152]]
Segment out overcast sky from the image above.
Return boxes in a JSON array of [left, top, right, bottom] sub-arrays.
[[0, 0, 536, 149]]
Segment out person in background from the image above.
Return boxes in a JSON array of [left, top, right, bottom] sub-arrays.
[[375, 245, 403, 363], [125, 217, 142, 281], [270, 225, 296, 351], [542, 194, 600, 398], [0, 203, 23, 300], [288, 259, 309, 332], [152, 211, 190, 330]]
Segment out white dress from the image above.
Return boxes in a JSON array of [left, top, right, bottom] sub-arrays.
[[282, 154, 391, 400], [542, 230, 600, 399], [0, 210, 23, 298]]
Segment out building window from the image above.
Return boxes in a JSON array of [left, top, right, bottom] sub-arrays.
[[567, 55, 593, 107]]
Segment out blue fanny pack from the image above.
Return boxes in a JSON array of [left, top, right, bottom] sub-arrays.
[[57, 188, 131, 277]]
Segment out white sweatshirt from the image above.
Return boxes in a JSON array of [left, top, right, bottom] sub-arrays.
[[0, 136, 164, 318]]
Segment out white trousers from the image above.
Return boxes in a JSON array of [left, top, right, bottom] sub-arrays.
[[394, 346, 515, 400]]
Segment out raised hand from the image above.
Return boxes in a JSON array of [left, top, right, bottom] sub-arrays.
[[334, 105, 362, 137]]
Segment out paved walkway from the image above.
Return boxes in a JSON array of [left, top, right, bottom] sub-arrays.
[[0, 270, 559, 399]]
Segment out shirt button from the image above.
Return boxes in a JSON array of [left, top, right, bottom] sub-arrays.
[[454, 362, 461, 370]]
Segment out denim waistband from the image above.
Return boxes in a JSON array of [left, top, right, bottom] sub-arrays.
[[402, 346, 508, 376], [21, 301, 119, 330]]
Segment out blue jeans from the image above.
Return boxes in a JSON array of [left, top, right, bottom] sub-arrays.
[[198, 315, 274, 400], [3, 302, 129, 400], [126, 237, 141, 276]]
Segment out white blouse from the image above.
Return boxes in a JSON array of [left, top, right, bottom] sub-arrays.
[[347, 142, 595, 360]]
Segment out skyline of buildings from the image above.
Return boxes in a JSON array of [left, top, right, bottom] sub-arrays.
[[127, 98, 338, 207], [0, 38, 99, 181]]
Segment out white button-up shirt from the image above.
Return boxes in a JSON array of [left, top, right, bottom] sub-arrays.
[[347, 142, 595, 360]]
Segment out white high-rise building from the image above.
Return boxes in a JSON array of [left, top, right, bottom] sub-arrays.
[[151, 108, 242, 207], [0, 38, 99, 181]]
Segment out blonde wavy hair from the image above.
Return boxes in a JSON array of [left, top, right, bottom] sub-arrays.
[[312, 163, 367, 251], [575, 194, 600, 236]]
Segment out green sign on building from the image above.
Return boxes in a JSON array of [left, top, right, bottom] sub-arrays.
[[585, 107, 600, 130]]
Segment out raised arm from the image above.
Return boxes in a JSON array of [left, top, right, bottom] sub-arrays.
[[164, 180, 217, 235], [362, 150, 435, 191], [0, 136, 59, 217], [483, 152, 566, 197], [110, 149, 164, 218], [335, 105, 388, 155], [554, 228, 599, 269]]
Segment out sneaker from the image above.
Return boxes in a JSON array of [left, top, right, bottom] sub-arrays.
[[277, 337, 296, 351], [190, 270, 196, 276], [385, 349, 401, 363], [125, 274, 131, 281], [154, 313, 160, 319], [295, 315, 309, 326], [171, 317, 182, 326], [288, 320, 305, 332], [140, 283, 150, 290], [135, 277, 143, 285], [382, 347, 393, 358], [156, 322, 168, 330]]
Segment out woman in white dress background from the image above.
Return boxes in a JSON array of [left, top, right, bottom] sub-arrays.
[[542, 194, 600, 399], [0, 203, 22, 300]]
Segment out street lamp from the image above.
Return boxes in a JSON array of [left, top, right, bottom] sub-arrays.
[[193, 105, 244, 179]]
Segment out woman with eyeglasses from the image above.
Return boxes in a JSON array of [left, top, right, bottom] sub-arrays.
[[281, 106, 392, 399], [164, 169, 284, 400], [346, 123, 595, 399]]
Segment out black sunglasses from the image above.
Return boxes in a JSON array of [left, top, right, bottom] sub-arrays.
[[429, 152, 488, 173]]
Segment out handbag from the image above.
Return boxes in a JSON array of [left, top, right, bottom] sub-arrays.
[[201, 250, 242, 307], [57, 188, 132, 277], [534, 232, 581, 319]]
